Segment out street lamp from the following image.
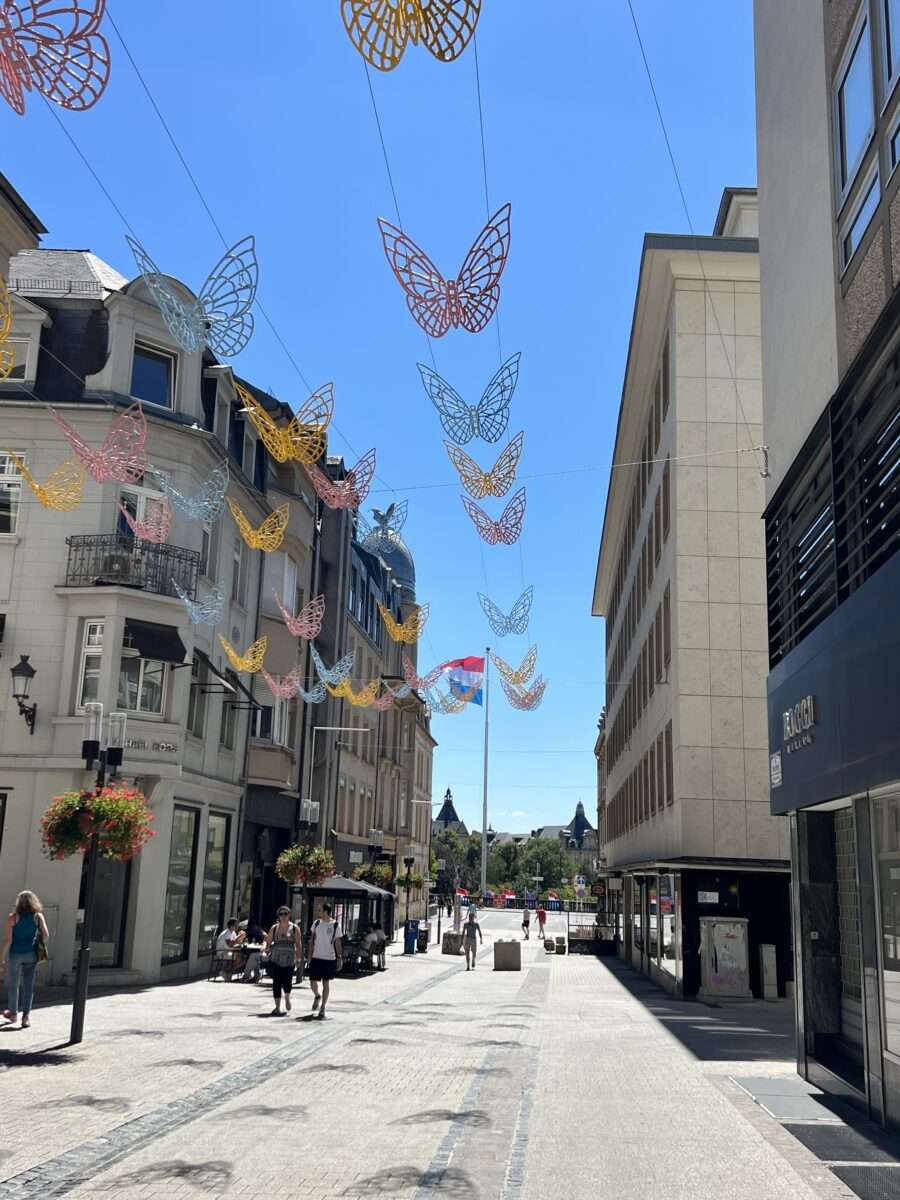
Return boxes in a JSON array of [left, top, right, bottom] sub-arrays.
[[293, 799, 320, 983], [368, 827, 384, 860], [71, 702, 127, 1045], [9, 654, 37, 734]]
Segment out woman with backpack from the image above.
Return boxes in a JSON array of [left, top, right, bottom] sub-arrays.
[[263, 906, 302, 1016], [2, 890, 50, 1029]]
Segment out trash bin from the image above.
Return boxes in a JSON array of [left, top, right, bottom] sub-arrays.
[[417, 923, 430, 953], [494, 939, 522, 971], [442, 931, 463, 955], [404, 919, 420, 955]]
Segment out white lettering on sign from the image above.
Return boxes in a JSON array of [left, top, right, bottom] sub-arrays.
[[698, 891, 719, 904], [770, 752, 783, 788], [782, 695, 816, 742], [124, 737, 179, 754]]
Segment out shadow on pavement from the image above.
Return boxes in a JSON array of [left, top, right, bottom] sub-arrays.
[[392, 1109, 491, 1128], [443, 1065, 511, 1077], [353, 1166, 475, 1197], [219, 1104, 306, 1121], [40, 1094, 131, 1113], [105, 1028, 164, 1040], [96, 1161, 232, 1191], [350, 1037, 407, 1046], [0, 1045, 81, 1068], [596, 956, 795, 1063], [149, 1058, 224, 1071], [305, 1063, 369, 1074]]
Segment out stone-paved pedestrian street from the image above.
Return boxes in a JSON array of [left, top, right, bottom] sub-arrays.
[[0, 910, 867, 1199]]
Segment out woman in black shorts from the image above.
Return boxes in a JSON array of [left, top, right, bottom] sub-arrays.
[[306, 902, 343, 1019]]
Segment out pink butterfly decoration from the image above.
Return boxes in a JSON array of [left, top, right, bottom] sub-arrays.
[[261, 665, 304, 700], [305, 449, 376, 510], [501, 675, 547, 711], [401, 651, 443, 691], [50, 401, 148, 483], [274, 591, 325, 640], [118, 497, 171, 544], [371, 690, 395, 712]]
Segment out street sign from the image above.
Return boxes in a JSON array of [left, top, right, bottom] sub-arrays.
[[591, 881, 606, 897]]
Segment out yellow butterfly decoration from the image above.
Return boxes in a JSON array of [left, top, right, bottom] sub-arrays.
[[217, 634, 268, 674], [445, 431, 524, 499], [0, 274, 14, 380], [491, 644, 539, 688], [326, 678, 380, 707], [341, 0, 482, 73], [2, 450, 85, 512], [236, 381, 333, 465], [378, 601, 430, 644], [227, 498, 290, 552]]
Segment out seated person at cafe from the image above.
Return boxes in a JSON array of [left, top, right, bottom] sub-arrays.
[[241, 915, 265, 982], [363, 923, 387, 970], [216, 918, 244, 979]]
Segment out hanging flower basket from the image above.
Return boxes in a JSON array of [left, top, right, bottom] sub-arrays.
[[352, 861, 394, 890], [40, 786, 155, 862], [275, 843, 334, 886], [397, 870, 424, 891]]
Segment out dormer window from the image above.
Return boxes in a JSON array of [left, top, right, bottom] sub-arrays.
[[131, 341, 175, 409]]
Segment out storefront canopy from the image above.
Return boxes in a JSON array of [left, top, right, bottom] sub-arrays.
[[305, 874, 393, 899], [124, 618, 186, 664]]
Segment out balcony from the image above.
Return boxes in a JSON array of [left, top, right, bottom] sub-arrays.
[[63, 534, 200, 599]]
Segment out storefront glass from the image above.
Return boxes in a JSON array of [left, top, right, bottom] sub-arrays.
[[162, 806, 199, 963], [648, 876, 659, 964], [873, 789, 900, 1053], [75, 857, 130, 969], [660, 873, 677, 977], [199, 813, 230, 953], [633, 878, 643, 950]]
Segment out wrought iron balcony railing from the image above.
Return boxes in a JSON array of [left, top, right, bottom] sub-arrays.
[[63, 534, 200, 599]]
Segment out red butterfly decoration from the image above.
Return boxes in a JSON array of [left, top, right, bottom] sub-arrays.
[[49, 401, 148, 483], [0, 0, 110, 116], [118, 497, 171, 544], [378, 203, 511, 338], [461, 487, 526, 546], [305, 449, 376, 510], [274, 591, 325, 640], [502, 675, 547, 711]]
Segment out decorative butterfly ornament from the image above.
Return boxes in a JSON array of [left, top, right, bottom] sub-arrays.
[[418, 353, 519, 445], [426, 682, 481, 715], [378, 203, 511, 338], [341, 0, 481, 72], [3, 450, 85, 511], [171, 579, 225, 626], [462, 486, 526, 546], [478, 586, 533, 638], [491, 645, 538, 688], [0, 0, 110, 116], [261, 665, 304, 700], [310, 644, 355, 687], [148, 462, 229, 521], [306, 449, 376, 510], [501, 675, 547, 712], [446, 431, 523, 499], [401, 651, 443, 691], [379, 601, 430, 644], [118, 497, 172, 544], [358, 499, 408, 554], [371, 680, 412, 711], [49, 401, 148, 483], [274, 592, 325, 640], [326, 677, 380, 708], [237, 381, 333, 465], [227, 498, 290, 552], [0, 274, 13, 378], [126, 234, 258, 359], [217, 634, 267, 674], [298, 681, 328, 704]]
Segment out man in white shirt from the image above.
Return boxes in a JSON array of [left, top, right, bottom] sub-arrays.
[[215, 918, 243, 980], [306, 902, 343, 1019]]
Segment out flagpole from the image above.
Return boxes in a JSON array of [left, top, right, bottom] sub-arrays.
[[480, 645, 490, 896]]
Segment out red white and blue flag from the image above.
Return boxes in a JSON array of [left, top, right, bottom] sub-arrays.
[[440, 656, 485, 705]]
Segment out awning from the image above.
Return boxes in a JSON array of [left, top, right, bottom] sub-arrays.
[[304, 874, 393, 899], [124, 619, 187, 664], [194, 648, 260, 709]]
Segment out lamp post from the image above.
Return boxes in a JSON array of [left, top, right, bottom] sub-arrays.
[[293, 798, 320, 983], [70, 702, 127, 1045], [367, 827, 384, 862], [9, 654, 37, 734]]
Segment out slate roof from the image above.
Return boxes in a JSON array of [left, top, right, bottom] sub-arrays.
[[8, 247, 128, 298]]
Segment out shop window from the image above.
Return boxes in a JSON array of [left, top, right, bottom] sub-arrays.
[[0, 449, 23, 535], [873, 791, 900, 1051], [660, 874, 677, 977], [161, 806, 199, 963], [199, 813, 230, 952]]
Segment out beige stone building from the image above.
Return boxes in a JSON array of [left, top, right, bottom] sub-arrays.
[[592, 188, 791, 998]]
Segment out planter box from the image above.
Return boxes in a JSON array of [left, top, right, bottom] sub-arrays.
[[442, 931, 463, 955], [493, 939, 521, 971]]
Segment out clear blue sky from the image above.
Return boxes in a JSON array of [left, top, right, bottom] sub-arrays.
[[1, 1, 757, 832]]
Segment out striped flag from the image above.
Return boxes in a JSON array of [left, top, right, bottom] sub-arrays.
[[440, 656, 485, 705]]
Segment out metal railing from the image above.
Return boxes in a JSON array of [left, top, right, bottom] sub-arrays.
[[63, 534, 200, 599]]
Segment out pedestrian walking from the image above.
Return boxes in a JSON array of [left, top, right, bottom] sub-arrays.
[[307, 902, 342, 1019], [264, 906, 301, 1016], [537, 905, 547, 940], [2, 890, 49, 1029], [521, 906, 531, 940], [462, 909, 482, 970]]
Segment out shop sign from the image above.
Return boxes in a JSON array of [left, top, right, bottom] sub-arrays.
[[607, 878, 623, 891], [698, 890, 719, 904], [782, 694, 817, 754], [770, 752, 783, 788], [348, 850, 363, 864], [124, 737, 178, 754]]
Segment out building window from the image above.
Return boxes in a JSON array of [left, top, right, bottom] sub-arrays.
[[117, 483, 165, 540], [654, 491, 662, 562], [665, 721, 674, 805], [131, 341, 175, 409], [663, 584, 671, 666], [883, 0, 900, 97], [283, 555, 298, 613], [252, 697, 288, 747], [161, 806, 199, 963], [655, 605, 663, 680], [187, 655, 208, 738], [662, 334, 670, 417], [890, 109, 900, 171], [840, 163, 881, 269], [663, 458, 670, 538], [0, 449, 23, 535], [834, 10, 875, 203], [199, 813, 230, 952], [657, 732, 665, 808], [649, 742, 657, 813], [119, 627, 167, 716], [399, 780, 408, 827], [200, 522, 215, 578], [219, 695, 237, 751], [648, 625, 656, 696], [77, 619, 105, 709], [231, 538, 247, 607], [6, 338, 29, 381], [0, 791, 6, 856]]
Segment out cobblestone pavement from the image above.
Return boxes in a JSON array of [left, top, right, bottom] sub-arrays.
[[0, 911, 864, 1199]]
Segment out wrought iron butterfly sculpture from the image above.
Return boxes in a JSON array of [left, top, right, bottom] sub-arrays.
[[237, 380, 333, 465], [378, 601, 430, 644], [326, 677, 380, 707], [261, 665, 305, 700], [171, 579, 225, 626], [148, 461, 229, 522], [227, 498, 290, 552], [477, 586, 533, 638], [491, 645, 538, 688], [306, 448, 376, 510], [0, 274, 13, 379], [461, 486, 526, 546], [217, 634, 267, 674], [401, 651, 444, 691], [49, 401, 148, 483], [3, 450, 85, 511], [126, 234, 258, 359], [298, 681, 328, 704], [378, 203, 511, 338], [426, 682, 481, 715], [340, 0, 481, 72], [418, 353, 519, 445], [274, 592, 325, 640], [371, 680, 412, 711], [0, 0, 110, 116], [501, 675, 547, 712], [445, 431, 523, 499], [310, 644, 355, 687]]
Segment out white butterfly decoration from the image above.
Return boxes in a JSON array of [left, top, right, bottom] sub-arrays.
[[418, 353, 520, 445], [477, 586, 534, 638]]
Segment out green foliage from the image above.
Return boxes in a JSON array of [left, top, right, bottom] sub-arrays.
[[352, 862, 393, 890], [40, 787, 155, 862], [518, 838, 577, 891]]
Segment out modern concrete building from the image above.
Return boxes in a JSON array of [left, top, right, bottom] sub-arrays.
[[592, 188, 791, 998], [754, 0, 900, 1119]]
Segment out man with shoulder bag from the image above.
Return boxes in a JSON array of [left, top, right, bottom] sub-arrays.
[[307, 902, 342, 1020]]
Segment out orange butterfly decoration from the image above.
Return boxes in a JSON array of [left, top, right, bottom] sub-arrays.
[[306, 449, 376, 510], [445, 432, 523, 499], [378, 203, 511, 338], [462, 487, 526, 546], [3, 450, 85, 512], [227, 498, 290, 552], [236, 381, 333, 465], [491, 645, 538, 688], [341, 0, 481, 72], [218, 634, 267, 674], [0, 274, 14, 379]]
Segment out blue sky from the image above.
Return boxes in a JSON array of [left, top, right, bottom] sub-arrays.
[[1, 1, 757, 832]]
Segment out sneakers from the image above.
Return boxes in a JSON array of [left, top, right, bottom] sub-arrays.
[[2, 1010, 15, 1023]]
